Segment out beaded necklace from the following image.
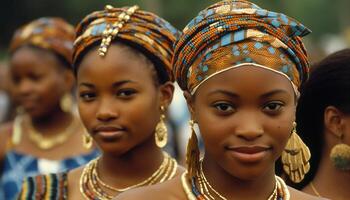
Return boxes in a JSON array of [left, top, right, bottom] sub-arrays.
[[80, 152, 177, 199], [181, 164, 290, 200]]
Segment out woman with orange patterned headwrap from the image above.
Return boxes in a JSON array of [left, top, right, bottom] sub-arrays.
[[116, 1, 324, 200], [17, 5, 183, 200], [0, 18, 99, 200]]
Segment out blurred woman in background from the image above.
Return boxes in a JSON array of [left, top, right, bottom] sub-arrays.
[[0, 17, 99, 200]]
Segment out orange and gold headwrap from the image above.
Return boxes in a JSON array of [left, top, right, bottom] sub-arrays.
[[173, 0, 311, 95], [9, 17, 75, 66], [73, 5, 180, 83]]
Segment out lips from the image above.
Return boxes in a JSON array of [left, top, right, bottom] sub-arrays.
[[226, 145, 271, 163], [93, 125, 126, 140]]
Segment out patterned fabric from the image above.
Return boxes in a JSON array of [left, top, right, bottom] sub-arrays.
[[173, 0, 311, 94], [9, 17, 75, 65], [0, 150, 99, 200], [73, 5, 180, 83], [17, 173, 68, 200]]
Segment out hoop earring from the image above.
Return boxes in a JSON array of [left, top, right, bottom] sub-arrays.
[[60, 93, 73, 113], [83, 133, 93, 149], [155, 106, 168, 148], [281, 122, 311, 183]]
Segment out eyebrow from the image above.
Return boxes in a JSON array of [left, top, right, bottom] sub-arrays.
[[79, 80, 136, 88], [260, 89, 289, 99], [208, 90, 239, 98]]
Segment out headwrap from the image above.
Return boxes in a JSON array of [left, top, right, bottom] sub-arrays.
[[173, 0, 311, 95], [9, 17, 75, 66], [73, 5, 180, 83]]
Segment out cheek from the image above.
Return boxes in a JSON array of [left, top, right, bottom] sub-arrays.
[[126, 95, 160, 130], [78, 102, 96, 130]]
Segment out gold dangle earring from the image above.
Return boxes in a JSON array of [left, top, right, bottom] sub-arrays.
[[330, 132, 350, 171], [60, 93, 73, 113], [83, 133, 93, 149], [155, 106, 168, 148], [186, 120, 200, 179], [281, 122, 311, 183]]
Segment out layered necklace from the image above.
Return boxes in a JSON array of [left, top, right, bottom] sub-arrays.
[[26, 115, 80, 150], [182, 161, 290, 200], [80, 152, 177, 200]]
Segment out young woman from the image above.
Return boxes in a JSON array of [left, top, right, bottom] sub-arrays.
[[292, 49, 350, 199], [17, 5, 183, 199], [0, 18, 99, 200], [116, 0, 325, 199]]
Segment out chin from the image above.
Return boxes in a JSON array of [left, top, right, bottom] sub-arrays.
[[97, 142, 132, 156], [222, 162, 272, 181]]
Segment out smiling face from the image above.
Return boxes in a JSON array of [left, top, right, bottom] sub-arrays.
[[77, 43, 173, 155], [10, 46, 72, 118], [188, 65, 296, 180]]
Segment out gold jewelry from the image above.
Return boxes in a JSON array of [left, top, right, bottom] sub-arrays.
[[99, 5, 139, 57], [198, 161, 226, 200], [181, 169, 289, 200], [310, 181, 321, 197], [27, 115, 80, 150], [281, 122, 311, 183], [181, 172, 197, 200], [60, 93, 73, 113], [330, 133, 350, 171], [155, 106, 168, 148], [80, 152, 177, 199], [11, 115, 23, 146], [83, 133, 93, 149], [186, 120, 200, 179]]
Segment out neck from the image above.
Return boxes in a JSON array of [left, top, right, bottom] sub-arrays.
[[29, 107, 73, 136], [201, 154, 276, 200], [306, 150, 350, 199], [98, 135, 165, 187]]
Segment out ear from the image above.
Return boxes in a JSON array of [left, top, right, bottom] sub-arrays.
[[183, 91, 196, 120], [159, 81, 174, 108], [324, 106, 343, 138]]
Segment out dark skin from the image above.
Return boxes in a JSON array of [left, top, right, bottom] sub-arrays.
[[303, 106, 350, 200], [67, 43, 183, 199], [0, 46, 90, 165], [115, 65, 325, 200]]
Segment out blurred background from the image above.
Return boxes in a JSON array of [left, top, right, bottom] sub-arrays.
[[1, 0, 350, 61], [0, 0, 350, 160]]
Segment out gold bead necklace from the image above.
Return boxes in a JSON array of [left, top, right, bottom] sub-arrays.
[[80, 152, 177, 199]]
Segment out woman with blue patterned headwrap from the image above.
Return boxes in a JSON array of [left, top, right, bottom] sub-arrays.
[[115, 1, 324, 200]]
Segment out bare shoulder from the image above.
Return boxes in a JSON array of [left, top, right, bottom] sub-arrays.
[[0, 122, 13, 158], [115, 175, 186, 200], [289, 187, 329, 200]]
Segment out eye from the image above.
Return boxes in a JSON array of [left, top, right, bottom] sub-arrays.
[[117, 89, 137, 98], [29, 73, 43, 82], [79, 92, 96, 102], [262, 101, 284, 114], [212, 102, 235, 114]]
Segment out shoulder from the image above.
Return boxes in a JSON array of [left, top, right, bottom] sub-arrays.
[[115, 175, 186, 200], [17, 172, 68, 200], [289, 186, 329, 200], [0, 122, 13, 158]]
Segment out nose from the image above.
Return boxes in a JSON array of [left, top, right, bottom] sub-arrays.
[[17, 79, 33, 96], [235, 112, 264, 141], [96, 98, 119, 122]]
